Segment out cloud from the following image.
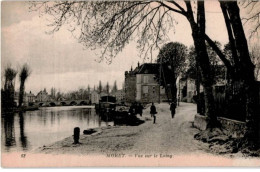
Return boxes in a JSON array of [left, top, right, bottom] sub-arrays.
[[1, 13, 142, 93]]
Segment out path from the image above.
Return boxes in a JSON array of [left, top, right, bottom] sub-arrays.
[[127, 102, 207, 155], [37, 102, 208, 156]]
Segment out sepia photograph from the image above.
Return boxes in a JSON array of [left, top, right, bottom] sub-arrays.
[[1, 0, 260, 167]]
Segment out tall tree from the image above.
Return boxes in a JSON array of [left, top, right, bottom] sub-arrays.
[[18, 64, 31, 108], [112, 81, 118, 94], [98, 81, 102, 94], [87, 85, 91, 93], [156, 42, 188, 103], [2, 65, 17, 110], [219, 1, 260, 146], [32, 1, 219, 128], [105, 82, 110, 94]]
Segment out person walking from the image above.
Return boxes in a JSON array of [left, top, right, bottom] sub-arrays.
[[138, 103, 144, 117], [150, 102, 157, 124], [170, 101, 176, 118]]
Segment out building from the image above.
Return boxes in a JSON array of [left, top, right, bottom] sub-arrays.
[[179, 65, 226, 103], [179, 77, 202, 103], [135, 63, 167, 104], [124, 66, 138, 104], [26, 91, 36, 104], [13, 91, 36, 106], [91, 90, 100, 104], [36, 88, 49, 102], [114, 90, 125, 104], [124, 63, 169, 104]]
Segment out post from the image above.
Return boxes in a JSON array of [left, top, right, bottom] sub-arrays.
[[73, 127, 80, 144]]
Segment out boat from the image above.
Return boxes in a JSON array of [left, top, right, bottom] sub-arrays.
[[95, 96, 117, 119]]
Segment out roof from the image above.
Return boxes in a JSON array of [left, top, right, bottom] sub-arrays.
[[136, 63, 159, 74]]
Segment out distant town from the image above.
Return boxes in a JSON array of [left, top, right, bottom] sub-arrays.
[[15, 61, 226, 109]]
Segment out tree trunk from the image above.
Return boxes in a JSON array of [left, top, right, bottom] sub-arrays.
[[221, 1, 260, 146], [195, 61, 201, 114], [185, 1, 218, 128], [18, 81, 25, 108], [170, 78, 177, 103]]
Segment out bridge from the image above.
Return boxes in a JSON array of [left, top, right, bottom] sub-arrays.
[[34, 99, 91, 107]]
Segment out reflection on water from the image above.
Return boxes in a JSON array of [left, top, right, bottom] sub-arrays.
[[1, 106, 113, 152]]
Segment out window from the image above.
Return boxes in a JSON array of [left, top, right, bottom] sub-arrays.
[[143, 86, 148, 94], [143, 76, 149, 83]]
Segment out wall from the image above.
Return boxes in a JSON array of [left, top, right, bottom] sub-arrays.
[[194, 114, 247, 138], [125, 72, 136, 103]]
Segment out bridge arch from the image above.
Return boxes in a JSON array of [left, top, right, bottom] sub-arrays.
[[79, 101, 87, 105], [38, 102, 44, 107], [70, 101, 77, 106], [49, 102, 56, 106], [60, 102, 67, 106], [28, 102, 35, 106]]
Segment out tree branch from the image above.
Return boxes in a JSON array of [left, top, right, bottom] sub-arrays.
[[205, 34, 233, 70]]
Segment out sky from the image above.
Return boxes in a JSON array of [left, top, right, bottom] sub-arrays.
[[1, 0, 252, 95]]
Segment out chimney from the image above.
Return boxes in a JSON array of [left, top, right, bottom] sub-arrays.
[[138, 61, 140, 68]]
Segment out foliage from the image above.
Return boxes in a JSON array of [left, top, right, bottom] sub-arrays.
[[18, 64, 31, 107], [156, 42, 187, 86], [2, 66, 17, 110]]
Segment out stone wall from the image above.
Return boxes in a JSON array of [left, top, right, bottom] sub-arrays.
[[194, 114, 246, 138]]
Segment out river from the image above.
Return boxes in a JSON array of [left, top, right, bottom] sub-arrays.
[[1, 106, 114, 153]]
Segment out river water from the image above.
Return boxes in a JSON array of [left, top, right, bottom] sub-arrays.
[[1, 106, 114, 153]]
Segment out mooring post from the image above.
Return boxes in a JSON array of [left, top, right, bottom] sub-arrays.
[[73, 127, 80, 144]]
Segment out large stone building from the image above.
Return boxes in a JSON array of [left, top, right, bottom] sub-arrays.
[[125, 63, 168, 104], [136, 63, 167, 104]]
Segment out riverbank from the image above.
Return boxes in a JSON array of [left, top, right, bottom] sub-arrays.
[[35, 102, 260, 159], [35, 103, 204, 155], [2, 102, 260, 167]]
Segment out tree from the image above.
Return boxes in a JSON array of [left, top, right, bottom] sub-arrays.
[[87, 85, 91, 93], [111, 81, 118, 94], [2, 65, 17, 110], [18, 64, 31, 108], [250, 45, 260, 80], [220, 1, 259, 146], [105, 82, 110, 94], [98, 81, 102, 94], [156, 42, 188, 103], [32, 1, 219, 128], [50, 87, 56, 100]]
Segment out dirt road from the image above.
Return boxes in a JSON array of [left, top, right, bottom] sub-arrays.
[[129, 102, 207, 155]]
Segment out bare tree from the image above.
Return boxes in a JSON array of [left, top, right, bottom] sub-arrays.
[[240, 0, 260, 37]]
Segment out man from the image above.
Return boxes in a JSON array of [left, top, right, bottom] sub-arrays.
[[150, 102, 157, 124], [137, 103, 144, 117], [170, 101, 176, 118]]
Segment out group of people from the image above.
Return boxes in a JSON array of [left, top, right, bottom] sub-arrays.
[[129, 102, 144, 116], [150, 101, 177, 124], [128, 101, 177, 124]]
